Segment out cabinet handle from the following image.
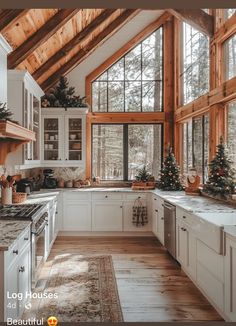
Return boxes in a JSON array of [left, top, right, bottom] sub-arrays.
[[181, 227, 187, 231], [13, 250, 18, 255], [24, 237, 29, 241], [19, 266, 25, 273]]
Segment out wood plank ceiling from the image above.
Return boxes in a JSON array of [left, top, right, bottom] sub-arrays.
[[1, 9, 139, 91], [0, 9, 213, 91]]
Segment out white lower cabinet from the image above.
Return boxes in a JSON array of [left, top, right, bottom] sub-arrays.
[[1, 226, 31, 321], [92, 202, 123, 231], [196, 239, 225, 312], [224, 234, 236, 321], [151, 195, 164, 244], [63, 201, 91, 231]]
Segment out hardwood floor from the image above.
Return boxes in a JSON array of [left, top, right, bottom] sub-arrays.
[[38, 236, 223, 322]]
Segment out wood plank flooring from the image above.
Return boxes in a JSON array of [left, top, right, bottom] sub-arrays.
[[37, 236, 223, 322]]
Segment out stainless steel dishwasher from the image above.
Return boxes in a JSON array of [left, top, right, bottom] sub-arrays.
[[163, 201, 176, 259]]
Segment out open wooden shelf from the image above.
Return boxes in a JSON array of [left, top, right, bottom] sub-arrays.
[[0, 120, 35, 164]]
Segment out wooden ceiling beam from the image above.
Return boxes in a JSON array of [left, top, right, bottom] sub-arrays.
[[7, 9, 80, 69], [41, 9, 138, 91], [168, 9, 214, 36], [33, 9, 116, 81], [0, 9, 29, 33]]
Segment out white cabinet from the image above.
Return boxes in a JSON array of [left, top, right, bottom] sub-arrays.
[[92, 202, 123, 231], [63, 201, 91, 231], [224, 234, 236, 321], [0, 226, 31, 321], [0, 35, 12, 104], [6, 70, 44, 168], [41, 107, 87, 167], [152, 195, 164, 244]]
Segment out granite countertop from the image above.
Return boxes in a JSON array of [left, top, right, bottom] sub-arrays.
[[0, 220, 31, 251]]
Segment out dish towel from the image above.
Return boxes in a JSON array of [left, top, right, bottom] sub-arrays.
[[132, 198, 148, 227]]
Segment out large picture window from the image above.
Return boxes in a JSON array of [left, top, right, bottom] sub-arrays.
[[224, 34, 236, 81], [92, 124, 162, 180], [182, 114, 209, 182], [180, 22, 210, 105], [227, 101, 236, 170], [92, 27, 163, 112]]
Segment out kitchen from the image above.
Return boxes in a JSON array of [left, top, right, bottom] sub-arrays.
[[0, 7, 236, 323]]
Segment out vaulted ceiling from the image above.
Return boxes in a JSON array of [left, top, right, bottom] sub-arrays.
[[0, 9, 213, 92]]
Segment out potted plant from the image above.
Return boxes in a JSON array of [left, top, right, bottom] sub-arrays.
[[132, 166, 156, 190]]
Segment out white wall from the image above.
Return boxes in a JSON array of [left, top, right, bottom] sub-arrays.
[[66, 10, 164, 97]]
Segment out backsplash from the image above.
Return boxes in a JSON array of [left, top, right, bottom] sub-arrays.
[[29, 167, 85, 181]]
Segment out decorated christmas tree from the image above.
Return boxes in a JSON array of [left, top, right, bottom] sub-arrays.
[[157, 146, 183, 191], [41, 76, 87, 109], [0, 102, 13, 121], [203, 137, 235, 198]]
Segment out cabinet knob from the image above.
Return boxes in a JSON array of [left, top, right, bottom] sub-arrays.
[[181, 227, 186, 231], [155, 209, 158, 212], [24, 237, 29, 241], [154, 198, 157, 201], [13, 250, 18, 255], [66, 158, 68, 160], [182, 216, 186, 219], [138, 196, 141, 199], [161, 217, 164, 220], [105, 195, 108, 198], [19, 266, 25, 273], [120, 206, 123, 208]]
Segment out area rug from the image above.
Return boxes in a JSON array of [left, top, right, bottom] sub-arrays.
[[25, 255, 123, 322]]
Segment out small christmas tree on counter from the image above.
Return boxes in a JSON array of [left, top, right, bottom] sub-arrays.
[[157, 146, 183, 191], [135, 166, 152, 182], [41, 76, 87, 109], [203, 137, 235, 198], [0, 102, 13, 121]]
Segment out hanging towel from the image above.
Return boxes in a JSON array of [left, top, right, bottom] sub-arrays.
[[132, 197, 148, 227]]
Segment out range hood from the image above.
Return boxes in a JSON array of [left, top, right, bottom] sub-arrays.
[[0, 120, 35, 164]]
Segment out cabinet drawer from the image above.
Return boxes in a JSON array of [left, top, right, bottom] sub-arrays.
[[18, 227, 31, 251], [176, 207, 195, 226], [125, 193, 147, 201], [64, 191, 91, 201], [92, 192, 123, 201]]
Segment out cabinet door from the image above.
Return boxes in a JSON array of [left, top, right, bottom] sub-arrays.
[[152, 196, 158, 236], [225, 236, 236, 321], [65, 116, 83, 163], [92, 202, 123, 231], [24, 88, 33, 161], [123, 201, 151, 232], [32, 95, 40, 161], [5, 263, 18, 319], [42, 116, 64, 162], [18, 245, 31, 317], [176, 220, 188, 266], [63, 201, 91, 231]]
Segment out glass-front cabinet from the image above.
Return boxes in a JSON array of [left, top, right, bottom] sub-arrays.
[[6, 70, 44, 168], [41, 108, 87, 166]]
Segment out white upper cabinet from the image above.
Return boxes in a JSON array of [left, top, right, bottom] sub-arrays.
[[41, 107, 87, 167], [6, 70, 44, 169], [0, 35, 12, 104]]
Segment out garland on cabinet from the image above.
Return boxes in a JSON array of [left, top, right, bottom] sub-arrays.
[[203, 136, 236, 198], [41, 76, 88, 109]]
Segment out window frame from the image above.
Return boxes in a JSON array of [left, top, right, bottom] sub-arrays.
[[180, 21, 210, 105], [182, 114, 209, 182], [91, 26, 164, 113], [91, 123, 163, 181]]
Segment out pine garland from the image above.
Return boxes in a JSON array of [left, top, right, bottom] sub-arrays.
[[0, 102, 13, 121], [203, 136, 235, 198], [157, 146, 183, 191], [41, 76, 87, 109]]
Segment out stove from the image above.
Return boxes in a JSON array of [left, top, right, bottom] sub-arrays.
[[0, 204, 45, 220]]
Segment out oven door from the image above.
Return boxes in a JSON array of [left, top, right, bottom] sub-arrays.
[[31, 219, 47, 287]]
